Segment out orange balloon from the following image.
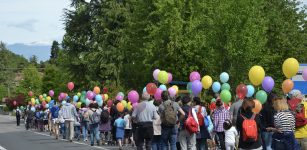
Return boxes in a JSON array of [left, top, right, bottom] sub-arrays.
[[94, 87, 100, 95], [282, 79, 294, 93], [65, 93, 68, 97], [39, 95, 43, 100], [116, 103, 124, 112], [253, 100, 262, 114]]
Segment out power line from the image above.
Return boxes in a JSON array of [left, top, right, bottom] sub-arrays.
[[0, 68, 45, 69]]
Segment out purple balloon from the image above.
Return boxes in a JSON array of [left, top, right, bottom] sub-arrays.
[[49, 90, 54, 97], [262, 76, 274, 92], [303, 68, 307, 81], [116, 94, 124, 101], [94, 94, 96, 99], [153, 69, 160, 81], [154, 88, 164, 99], [60, 93, 66, 99], [191, 80, 203, 94], [58, 96, 63, 101], [190, 71, 201, 82], [74, 102, 77, 108], [166, 73, 173, 84], [128, 90, 139, 104], [168, 87, 176, 97], [87, 91, 94, 100]]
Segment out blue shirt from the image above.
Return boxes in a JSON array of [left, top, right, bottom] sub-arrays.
[[114, 118, 126, 128], [50, 106, 60, 119]]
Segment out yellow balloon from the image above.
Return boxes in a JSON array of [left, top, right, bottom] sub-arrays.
[[31, 98, 35, 105], [104, 94, 108, 101], [172, 85, 179, 94], [283, 58, 299, 79], [201, 75, 212, 89], [127, 102, 132, 110], [249, 66, 265, 86], [46, 96, 51, 102]]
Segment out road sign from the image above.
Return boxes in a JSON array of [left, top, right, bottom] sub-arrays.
[[291, 64, 307, 95]]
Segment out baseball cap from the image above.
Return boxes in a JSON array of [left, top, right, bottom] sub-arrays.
[[289, 90, 301, 99]]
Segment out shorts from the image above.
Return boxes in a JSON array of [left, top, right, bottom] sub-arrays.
[[210, 131, 215, 140], [43, 120, 48, 125], [117, 138, 123, 142], [125, 129, 131, 138], [51, 121, 59, 130], [48, 120, 52, 127]]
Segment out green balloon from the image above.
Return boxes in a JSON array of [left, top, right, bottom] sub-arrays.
[[187, 82, 193, 94], [220, 90, 231, 103], [118, 92, 124, 98], [20, 106, 24, 111], [27, 105, 29, 108], [211, 98, 216, 103], [77, 92, 81, 98], [36, 101, 39, 105], [77, 102, 82, 108], [157, 71, 169, 84], [80, 97, 86, 103], [256, 90, 267, 104], [43, 94, 47, 99], [81, 91, 87, 97], [121, 100, 127, 108], [149, 100, 154, 104], [221, 83, 230, 91]]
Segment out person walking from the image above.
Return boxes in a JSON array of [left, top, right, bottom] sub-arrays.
[[114, 113, 126, 150], [229, 95, 243, 128], [15, 106, 21, 126], [88, 103, 101, 146], [152, 99, 162, 150], [26, 106, 35, 130], [74, 108, 81, 140], [99, 101, 111, 145], [124, 109, 132, 147], [58, 105, 66, 139], [50, 102, 60, 139], [79, 103, 89, 141], [223, 120, 238, 150]]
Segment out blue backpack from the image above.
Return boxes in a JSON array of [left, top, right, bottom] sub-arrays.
[[36, 111, 40, 118], [204, 113, 210, 127], [52, 107, 59, 118]]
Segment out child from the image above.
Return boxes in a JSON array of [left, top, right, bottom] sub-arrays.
[[223, 120, 238, 150], [124, 109, 132, 146], [114, 112, 126, 150], [207, 108, 215, 150]]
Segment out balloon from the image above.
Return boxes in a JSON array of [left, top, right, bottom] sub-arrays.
[[68, 82, 74, 91], [256, 90, 268, 104], [190, 71, 201, 82], [43, 94, 47, 99], [81, 91, 87, 97], [74, 102, 77, 108], [31, 107, 35, 112], [77, 92, 81, 98], [20, 106, 24, 111], [202, 75, 212, 89], [121, 100, 127, 108], [236, 84, 248, 99], [104, 94, 109, 101], [127, 102, 132, 110], [42, 101, 46, 106], [49, 100, 54, 107], [117, 103, 124, 112], [35, 104, 38, 108], [187, 82, 193, 94], [149, 100, 154, 104], [262, 76, 274, 92], [220, 90, 231, 103], [249, 66, 265, 86], [191, 80, 202, 94], [31, 98, 35, 105], [302, 68, 307, 81], [49, 90, 54, 97], [153, 69, 161, 81], [96, 94, 102, 102], [211, 98, 216, 103], [39, 95, 43, 100], [166, 73, 173, 84], [80, 97, 86, 103], [36, 99, 39, 102], [168, 87, 176, 97], [87, 91, 94, 100], [282, 79, 294, 93], [143, 87, 147, 93], [154, 88, 163, 100], [60, 93, 66, 99], [107, 100, 113, 107], [128, 90, 139, 103], [283, 58, 299, 78], [172, 85, 179, 94], [62, 101, 67, 105], [94, 86, 100, 95], [116, 94, 124, 101], [103, 87, 108, 93], [36, 101, 39, 105], [158, 71, 169, 84], [101, 94, 105, 101], [146, 83, 157, 95], [253, 100, 262, 114], [220, 72, 229, 83], [46, 96, 51, 102], [28, 102, 31, 105], [246, 85, 255, 98], [132, 103, 138, 110], [29, 91, 33, 97], [13, 101, 16, 105], [65, 93, 68, 98], [85, 98, 91, 105], [159, 84, 167, 91], [58, 96, 63, 101], [73, 95, 79, 102], [66, 96, 70, 101], [118, 92, 124, 98], [77, 102, 82, 108], [221, 83, 230, 91], [98, 101, 103, 107], [212, 82, 221, 93]]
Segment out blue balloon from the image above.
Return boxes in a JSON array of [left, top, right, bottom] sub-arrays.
[[85, 98, 91, 105], [143, 87, 147, 93], [31, 107, 35, 112], [62, 101, 67, 105], [159, 84, 167, 91], [45, 104, 49, 108], [49, 100, 54, 107], [212, 82, 221, 93], [220, 72, 229, 83], [66, 96, 70, 101], [246, 85, 255, 98], [96, 94, 102, 102], [73, 95, 79, 102], [98, 101, 103, 106], [36, 99, 39, 102]]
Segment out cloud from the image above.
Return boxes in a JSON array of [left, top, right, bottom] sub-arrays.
[[7, 18, 39, 32]]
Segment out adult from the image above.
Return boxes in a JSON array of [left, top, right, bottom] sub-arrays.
[[152, 99, 162, 150], [236, 99, 262, 150], [88, 103, 101, 146], [267, 97, 301, 150], [212, 99, 230, 150], [158, 91, 185, 150], [287, 90, 307, 149], [178, 96, 200, 150], [229, 95, 243, 128], [259, 91, 278, 150], [42, 107, 48, 131], [132, 92, 158, 150], [15, 106, 21, 126], [74, 108, 81, 140], [79, 103, 89, 141], [59, 98, 79, 142], [26, 106, 34, 130], [58, 105, 66, 139], [99, 101, 111, 145], [50, 102, 60, 139], [210, 93, 228, 116]]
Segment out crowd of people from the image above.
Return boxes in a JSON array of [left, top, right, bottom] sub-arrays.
[[18, 89, 307, 150]]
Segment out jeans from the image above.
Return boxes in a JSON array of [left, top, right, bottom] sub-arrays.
[[179, 130, 196, 150], [89, 124, 100, 144], [16, 116, 20, 126], [262, 132, 273, 150], [274, 140, 286, 150], [196, 138, 206, 150], [216, 132, 226, 150], [152, 135, 162, 150], [65, 120, 74, 140], [161, 126, 177, 150], [81, 121, 89, 140], [27, 119, 34, 130], [60, 123, 66, 136], [75, 126, 80, 139]]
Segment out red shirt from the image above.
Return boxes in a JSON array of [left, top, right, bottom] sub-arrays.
[[210, 102, 228, 110]]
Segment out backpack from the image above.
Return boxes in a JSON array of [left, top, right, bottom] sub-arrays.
[[204, 114, 210, 127], [288, 100, 307, 127], [101, 109, 109, 123], [240, 113, 257, 142], [91, 109, 100, 124], [196, 106, 205, 127], [52, 107, 59, 118], [36, 111, 40, 118], [27, 110, 34, 119], [81, 110, 89, 122], [16, 110, 20, 117], [184, 107, 199, 135], [162, 102, 177, 126]]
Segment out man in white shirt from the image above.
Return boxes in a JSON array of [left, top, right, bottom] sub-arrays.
[[15, 106, 21, 126]]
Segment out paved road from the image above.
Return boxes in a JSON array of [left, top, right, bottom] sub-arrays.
[[0, 114, 136, 150]]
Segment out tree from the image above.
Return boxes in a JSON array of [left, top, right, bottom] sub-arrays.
[[29, 55, 38, 67], [0, 41, 14, 84], [17, 55, 28, 69], [50, 40, 60, 59], [0, 83, 8, 105], [6, 94, 27, 109]]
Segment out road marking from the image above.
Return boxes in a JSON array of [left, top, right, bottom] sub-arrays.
[[0, 145, 6, 150]]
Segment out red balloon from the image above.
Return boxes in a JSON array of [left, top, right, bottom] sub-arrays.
[[236, 84, 248, 99], [146, 83, 157, 95], [29, 91, 33, 97], [42, 101, 46, 106], [68, 82, 74, 91], [13, 101, 17, 106], [103, 87, 108, 93], [107, 100, 113, 107], [101, 94, 105, 101]]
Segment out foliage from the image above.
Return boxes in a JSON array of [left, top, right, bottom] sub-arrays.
[[29, 55, 39, 67], [0, 83, 8, 104], [0, 41, 14, 84], [6, 94, 27, 109], [3, 105, 9, 111]]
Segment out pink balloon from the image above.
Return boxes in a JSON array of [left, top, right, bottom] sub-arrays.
[[154, 88, 163, 100], [101, 94, 105, 101], [91, 100, 94, 104], [153, 69, 161, 81], [49, 90, 54, 97], [166, 73, 173, 84], [87, 91, 94, 100], [93, 101, 97, 103], [29, 91, 33, 97], [128, 90, 139, 103], [28, 102, 31, 105], [116, 94, 123, 101], [189, 71, 201, 82], [303, 68, 307, 81], [168, 87, 176, 97], [68, 82, 74, 91], [74, 102, 78, 108], [60, 93, 66, 99], [13, 101, 17, 106], [132, 102, 138, 110], [42, 101, 46, 106], [58, 95, 63, 101]]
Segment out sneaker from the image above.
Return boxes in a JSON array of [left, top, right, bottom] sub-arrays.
[[91, 144, 94, 146], [86, 138, 88, 141], [97, 141, 100, 146], [105, 142, 108, 145], [126, 144, 128, 146], [119, 147, 123, 150], [63, 135, 66, 139], [56, 134, 58, 140], [132, 141, 135, 147], [69, 139, 72, 142], [102, 139, 105, 145]]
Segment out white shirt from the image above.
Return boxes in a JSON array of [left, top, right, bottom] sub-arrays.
[[124, 114, 131, 129], [224, 126, 238, 144]]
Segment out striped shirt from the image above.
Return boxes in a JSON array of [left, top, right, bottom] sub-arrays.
[[274, 111, 295, 132]]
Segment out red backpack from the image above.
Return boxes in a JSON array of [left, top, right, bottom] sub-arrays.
[[287, 99, 307, 127], [184, 108, 199, 135], [196, 106, 205, 127], [241, 113, 257, 142]]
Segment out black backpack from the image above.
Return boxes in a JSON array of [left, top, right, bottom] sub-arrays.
[[16, 110, 20, 117], [27, 110, 34, 119], [101, 109, 109, 123]]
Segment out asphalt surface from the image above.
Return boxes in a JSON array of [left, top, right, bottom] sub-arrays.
[[0, 114, 136, 150]]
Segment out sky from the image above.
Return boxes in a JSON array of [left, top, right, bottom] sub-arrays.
[[0, 0, 307, 46]]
